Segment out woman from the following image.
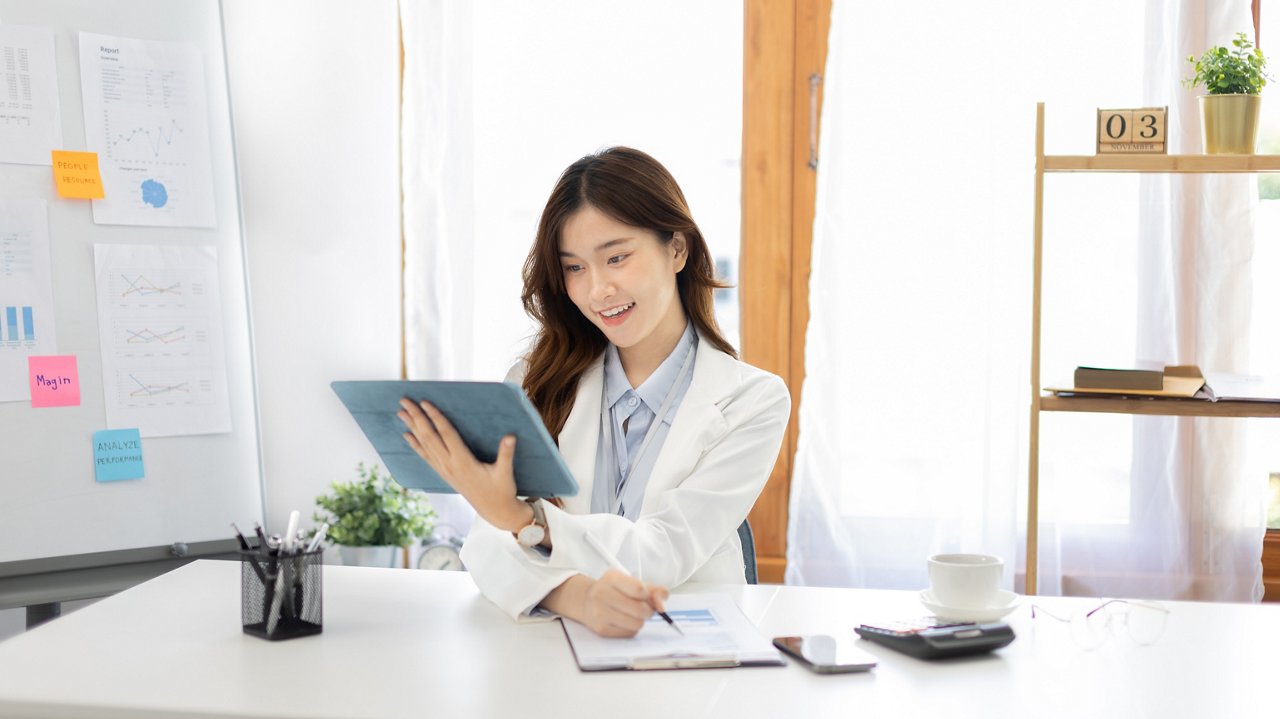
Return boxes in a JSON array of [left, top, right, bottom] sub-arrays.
[[399, 147, 789, 637]]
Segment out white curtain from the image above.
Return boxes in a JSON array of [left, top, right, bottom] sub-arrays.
[[402, 0, 476, 383], [400, 0, 745, 541], [789, 0, 1269, 601]]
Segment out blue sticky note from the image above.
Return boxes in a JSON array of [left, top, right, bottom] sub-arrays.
[[93, 429, 144, 482]]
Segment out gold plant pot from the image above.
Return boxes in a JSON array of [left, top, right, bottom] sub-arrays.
[[1199, 93, 1262, 154]]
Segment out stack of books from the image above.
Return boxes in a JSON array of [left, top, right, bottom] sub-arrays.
[[1046, 365, 1205, 398], [1048, 365, 1280, 403]]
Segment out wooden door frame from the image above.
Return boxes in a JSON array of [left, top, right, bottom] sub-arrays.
[[741, 0, 831, 583]]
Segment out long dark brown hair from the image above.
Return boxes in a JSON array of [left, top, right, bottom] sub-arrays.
[[521, 147, 735, 441]]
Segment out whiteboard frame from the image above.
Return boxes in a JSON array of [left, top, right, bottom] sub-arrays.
[[0, 0, 265, 601]]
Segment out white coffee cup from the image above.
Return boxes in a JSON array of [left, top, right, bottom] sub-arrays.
[[927, 553, 1002, 609]]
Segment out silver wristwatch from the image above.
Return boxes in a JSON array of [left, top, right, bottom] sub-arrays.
[[515, 498, 547, 548]]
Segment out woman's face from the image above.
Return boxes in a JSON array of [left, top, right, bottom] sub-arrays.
[[558, 204, 687, 357]]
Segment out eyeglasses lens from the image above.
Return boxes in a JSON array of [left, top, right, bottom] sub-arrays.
[[1124, 603, 1168, 645], [1069, 609, 1110, 650]]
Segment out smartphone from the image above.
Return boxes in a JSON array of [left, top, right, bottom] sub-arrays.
[[772, 634, 878, 674]]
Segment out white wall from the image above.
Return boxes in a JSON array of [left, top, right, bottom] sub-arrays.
[[221, 0, 400, 532]]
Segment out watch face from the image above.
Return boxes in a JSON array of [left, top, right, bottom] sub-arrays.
[[517, 522, 545, 548], [419, 544, 464, 571]]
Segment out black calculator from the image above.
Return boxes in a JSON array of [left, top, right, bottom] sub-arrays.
[[855, 618, 1015, 660]]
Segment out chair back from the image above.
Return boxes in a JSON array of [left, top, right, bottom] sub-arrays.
[[737, 520, 758, 585]]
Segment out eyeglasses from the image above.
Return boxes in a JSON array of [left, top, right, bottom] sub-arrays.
[[1031, 599, 1170, 650]]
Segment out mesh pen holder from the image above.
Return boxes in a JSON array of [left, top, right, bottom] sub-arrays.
[[241, 548, 323, 640]]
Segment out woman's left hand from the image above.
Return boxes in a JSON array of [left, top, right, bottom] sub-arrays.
[[398, 399, 528, 532]]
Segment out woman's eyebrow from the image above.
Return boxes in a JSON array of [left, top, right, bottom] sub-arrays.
[[558, 237, 635, 257]]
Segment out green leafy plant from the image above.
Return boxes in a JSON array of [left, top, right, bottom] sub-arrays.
[[1185, 32, 1272, 95], [313, 463, 435, 546]]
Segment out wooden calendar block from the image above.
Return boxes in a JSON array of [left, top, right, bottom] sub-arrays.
[[1097, 107, 1167, 154]]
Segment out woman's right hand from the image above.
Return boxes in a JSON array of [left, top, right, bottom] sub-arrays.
[[547, 570, 670, 638]]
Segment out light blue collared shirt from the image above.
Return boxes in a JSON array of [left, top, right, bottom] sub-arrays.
[[591, 320, 698, 519]]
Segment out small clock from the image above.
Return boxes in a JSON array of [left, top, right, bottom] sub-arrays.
[[417, 524, 465, 571]]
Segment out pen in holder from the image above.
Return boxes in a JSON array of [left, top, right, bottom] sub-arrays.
[[240, 546, 323, 640]]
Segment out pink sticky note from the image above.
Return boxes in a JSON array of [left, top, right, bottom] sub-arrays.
[[28, 355, 80, 408]]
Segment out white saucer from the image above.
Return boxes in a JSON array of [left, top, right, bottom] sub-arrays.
[[918, 589, 1018, 622]]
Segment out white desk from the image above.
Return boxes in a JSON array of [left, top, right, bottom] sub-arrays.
[[0, 560, 1274, 718]]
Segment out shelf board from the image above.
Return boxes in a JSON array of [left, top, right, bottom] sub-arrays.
[[1040, 394, 1280, 418], [1044, 154, 1280, 173]]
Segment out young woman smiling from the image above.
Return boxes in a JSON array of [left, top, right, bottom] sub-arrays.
[[398, 147, 790, 637]]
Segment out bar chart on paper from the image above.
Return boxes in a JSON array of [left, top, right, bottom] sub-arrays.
[[0, 199, 56, 401], [0, 305, 36, 344]]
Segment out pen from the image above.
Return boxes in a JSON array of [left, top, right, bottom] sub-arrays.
[[283, 510, 300, 553], [230, 522, 251, 551], [233, 523, 267, 585], [252, 521, 269, 550], [583, 531, 683, 636], [305, 523, 329, 553]]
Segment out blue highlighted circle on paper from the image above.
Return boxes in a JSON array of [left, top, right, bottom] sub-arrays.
[[93, 428, 145, 482], [140, 179, 168, 208]]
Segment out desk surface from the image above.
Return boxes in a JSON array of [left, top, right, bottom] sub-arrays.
[[0, 560, 1274, 718]]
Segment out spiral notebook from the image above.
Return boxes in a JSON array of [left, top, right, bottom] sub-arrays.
[[560, 593, 784, 671]]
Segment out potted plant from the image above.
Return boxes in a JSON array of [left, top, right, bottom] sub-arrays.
[[1185, 32, 1272, 154], [313, 463, 436, 568]]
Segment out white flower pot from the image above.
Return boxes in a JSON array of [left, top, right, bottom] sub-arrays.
[[337, 545, 399, 568]]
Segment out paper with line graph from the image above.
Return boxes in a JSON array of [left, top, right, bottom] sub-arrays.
[[78, 32, 215, 228], [94, 244, 230, 437]]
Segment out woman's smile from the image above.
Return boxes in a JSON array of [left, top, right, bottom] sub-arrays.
[[598, 302, 636, 326]]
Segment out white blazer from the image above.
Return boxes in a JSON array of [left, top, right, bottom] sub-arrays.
[[460, 333, 791, 619]]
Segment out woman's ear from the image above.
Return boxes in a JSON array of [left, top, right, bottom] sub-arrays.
[[671, 232, 688, 273]]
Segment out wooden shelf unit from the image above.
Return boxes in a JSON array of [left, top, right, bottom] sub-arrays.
[[1026, 102, 1280, 595]]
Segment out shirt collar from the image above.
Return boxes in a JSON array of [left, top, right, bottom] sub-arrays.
[[603, 319, 697, 412]]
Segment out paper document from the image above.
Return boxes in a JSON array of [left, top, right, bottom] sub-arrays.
[[93, 243, 231, 437], [0, 25, 63, 165], [0, 199, 56, 402], [560, 593, 783, 671], [78, 32, 215, 227], [1201, 372, 1280, 403]]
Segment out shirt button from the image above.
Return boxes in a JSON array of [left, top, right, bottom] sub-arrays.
[[627, 397, 639, 408]]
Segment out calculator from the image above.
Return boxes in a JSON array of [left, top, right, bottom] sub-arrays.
[[855, 618, 1015, 660]]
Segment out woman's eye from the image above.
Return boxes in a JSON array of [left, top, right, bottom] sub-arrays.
[[563, 264, 582, 273], [607, 254, 628, 265]]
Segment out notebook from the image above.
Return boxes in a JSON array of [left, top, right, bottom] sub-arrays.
[[560, 593, 784, 671], [331, 380, 579, 498]]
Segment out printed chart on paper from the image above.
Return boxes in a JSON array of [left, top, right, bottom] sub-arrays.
[[0, 199, 55, 401], [95, 244, 230, 436], [79, 32, 215, 227], [0, 25, 63, 165]]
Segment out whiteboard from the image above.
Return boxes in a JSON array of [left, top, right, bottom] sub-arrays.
[[0, 0, 263, 564]]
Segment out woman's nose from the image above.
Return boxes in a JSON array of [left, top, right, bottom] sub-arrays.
[[590, 275, 614, 303]]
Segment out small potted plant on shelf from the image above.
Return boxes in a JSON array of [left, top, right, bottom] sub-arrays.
[[1185, 31, 1272, 154], [313, 462, 436, 568]]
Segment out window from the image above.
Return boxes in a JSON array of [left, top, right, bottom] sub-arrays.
[[464, 1, 743, 380]]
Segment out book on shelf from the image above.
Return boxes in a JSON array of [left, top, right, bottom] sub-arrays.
[[1073, 366, 1163, 391], [1048, 366, 1280, 403], [1045, 365, 1205, 398]]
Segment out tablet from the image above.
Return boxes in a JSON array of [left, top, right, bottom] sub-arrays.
[[331, 380, 579, 498]]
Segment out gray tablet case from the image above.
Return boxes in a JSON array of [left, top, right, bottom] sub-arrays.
[[331, 381, 579, 498]]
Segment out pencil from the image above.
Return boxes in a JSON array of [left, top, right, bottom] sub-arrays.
[[582, 531, 683, 636]]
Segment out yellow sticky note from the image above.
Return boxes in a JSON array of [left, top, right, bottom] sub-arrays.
[[51, 150, 105, 199]]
